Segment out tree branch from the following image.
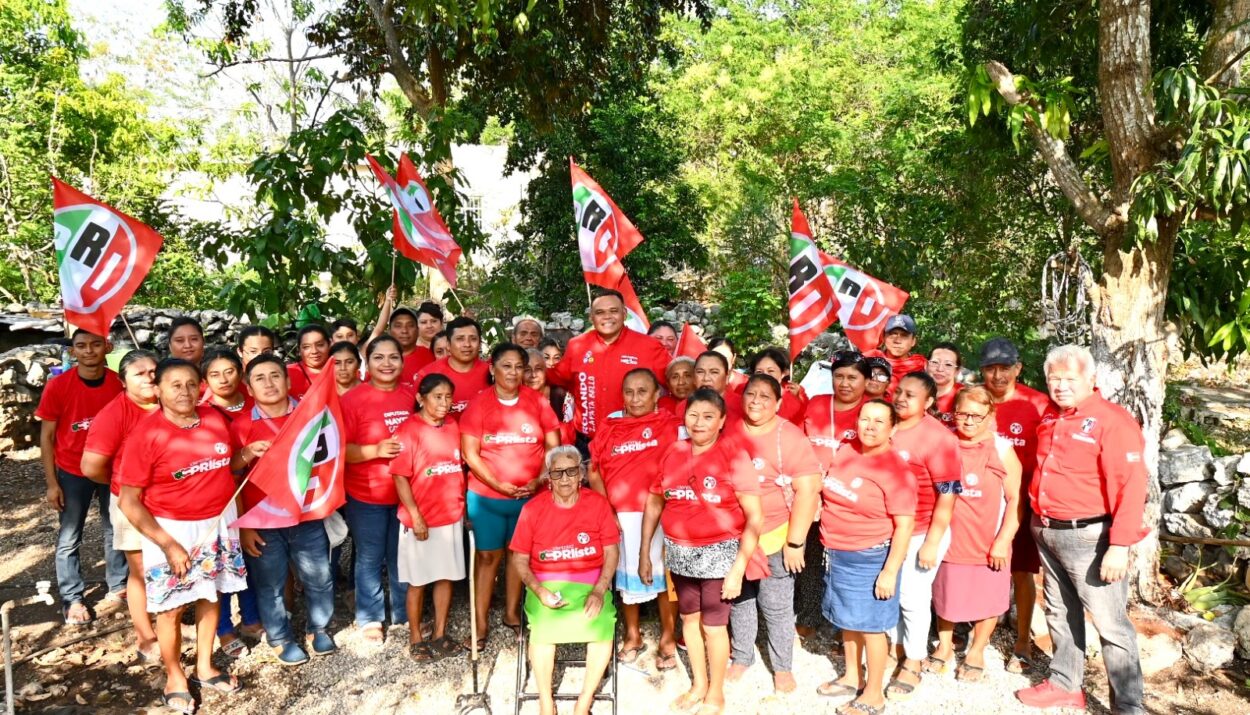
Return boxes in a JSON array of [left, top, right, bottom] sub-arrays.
[[1204, 42, 1250, 85], [985, 61, 1122, 236], [200, 51, 343, 78], [362, 0, 436, 119]]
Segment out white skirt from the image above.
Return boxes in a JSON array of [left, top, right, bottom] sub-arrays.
[[140, 504, 248, 614], [615, 512, 667, 604], [398, 518, 466, 587]]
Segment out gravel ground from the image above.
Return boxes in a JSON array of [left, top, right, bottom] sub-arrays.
[[2, 455, 1248, 714]]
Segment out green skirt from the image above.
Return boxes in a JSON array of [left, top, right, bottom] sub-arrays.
[[524, 578, 617, 644]]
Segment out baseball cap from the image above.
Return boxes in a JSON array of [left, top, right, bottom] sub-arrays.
[[978, 337, 1020, 367], [884, 314, 916, 335], [865, 356, 892, 376], [388, 307, 419, 326]]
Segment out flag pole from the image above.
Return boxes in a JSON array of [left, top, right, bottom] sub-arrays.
[[119, 313, 140, 347], [390, 246, 398, 290], [585, 282, 593, 313], [448, 286, 465, 315]]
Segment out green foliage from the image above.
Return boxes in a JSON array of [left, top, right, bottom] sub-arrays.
[[714, 268, 782, 356], [0, 0, 224, 307], [491, 86, 708, 315]]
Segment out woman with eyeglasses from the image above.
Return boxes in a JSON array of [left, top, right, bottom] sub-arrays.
[[461, 343, 561, 648], [863, 357, 892, 400], [930, 387, 1022, 682], [926, 343, 964, 431], [510, 446, 619, 715]]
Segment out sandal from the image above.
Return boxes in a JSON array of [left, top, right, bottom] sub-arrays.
[[1005, 651, 1032, 674], [219, 636, 248, 659], [162, 690, 196, 714], [190, 672, 242, 695], [431, 635, 464, 659], [63, 602, 92, 626], [616, 644, 647, 664], [921, 655, 950, 675], [817, 681, 860, 699], [669, 692, 703, 712], [956, 663, 985, 682], [837, 701, 886, 715], [656, 651, 680, 671], [408, 641, 435, 662], [885, 665, 921, 701], [463, 632, 489, 651]]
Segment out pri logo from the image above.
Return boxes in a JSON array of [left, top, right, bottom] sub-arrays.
[[703, 476, 717, 490], [53, 204, 140, 314], [1009, 422, 1023, 435], [521, 423, 534, 434], [573, 182, 622, 275], [641, 427, 653, 439], [752, 458, 766, 471], [965, 473, 979, 486], [850, 477, 864, 489], [824, 263, 894, 335], [393, 179, 454, 253], [582, 350, 595, 365], [213, 442, 228, 456], [1081, 417, 1097, 434], [577, 532, 590, 545], [284, 408, 343, 515]]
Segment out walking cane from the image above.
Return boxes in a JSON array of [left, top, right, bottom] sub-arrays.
[[456, 530, 491, 714]]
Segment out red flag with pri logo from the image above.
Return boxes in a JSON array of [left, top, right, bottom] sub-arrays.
[[787, 200, 839, 359], [52, 177, 163, 337], [816, 250, 909, 353], [676, 323, 708, 360], [570, 158, 649, 331], [231, 363, 346, 528], [366, 153, 463, 287]]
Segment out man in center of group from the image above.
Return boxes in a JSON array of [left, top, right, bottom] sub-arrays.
[[416, 316, 491, 415], [548, 289, 671, 454], [866, 314, 927, 398]]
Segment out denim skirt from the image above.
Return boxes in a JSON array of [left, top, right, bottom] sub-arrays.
[[821, 544, 901, 633]]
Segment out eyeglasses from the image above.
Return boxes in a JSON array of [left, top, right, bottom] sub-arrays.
[[927, 360, 958, 370], [953, 412, 989, 424], [548, 467, 582, 482], [871, 373, 890, 382]]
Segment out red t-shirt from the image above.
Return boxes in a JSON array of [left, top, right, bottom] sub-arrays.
[[674, 390, 745, 429], [802, 395, 862, 473], [865, 350, 927, 399], [388, 417, 465, 528], [732, 420, 823, 532], [891, 414, 962, 531], [460, 387, 560, 498], [83, 393, 159, 495], [401, 346, 436, 386], [994, 383, 1052, 482], [416, 357, 490, 414], [1032, 392, 1149, 546], [204, 394, 253, 425], [229, 408, 291, 512], [341, 382, 415, 504], [657, 394, 681, 416], [945, 437, 1010, 565], [510, 488, 620, 574], [589, 410, 684, 513], [933, 384, 963, 432], [777, 383, 809, 424], [35, 369, 123, 475], [650, 438, 758, 547], [286, 363, 322, 400], [819, 445, 918, 552], [116, 407, 237, 521], [547, 328, 671, 438]]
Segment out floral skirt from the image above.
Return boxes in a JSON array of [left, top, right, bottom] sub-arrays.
[[141, 504, 247, 613]]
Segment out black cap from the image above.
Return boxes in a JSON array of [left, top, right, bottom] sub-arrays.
[[389, 307, 419, 325], [978, 337, 1020, 368]]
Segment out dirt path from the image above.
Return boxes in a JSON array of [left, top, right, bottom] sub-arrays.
[[1, 456, 1247, 714]]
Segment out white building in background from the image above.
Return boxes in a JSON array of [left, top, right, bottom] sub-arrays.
[[171, 143, 537, 278]]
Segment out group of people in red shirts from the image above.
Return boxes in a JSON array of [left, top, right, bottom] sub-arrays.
[[36, 288, 1149, 715]]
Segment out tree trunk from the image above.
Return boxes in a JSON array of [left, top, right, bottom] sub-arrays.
[[1201, 0, 1250, 86], [1089, 221, 1178, 604]]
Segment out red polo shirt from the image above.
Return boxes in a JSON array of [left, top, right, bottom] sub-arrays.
[[994, 383, 1052, 481], [415, 357, 490, 415], [401, 346, 436, 386], [1032, 392, 1148, 546], [547, 327, 671, 438], [35, 369, 122, 475]]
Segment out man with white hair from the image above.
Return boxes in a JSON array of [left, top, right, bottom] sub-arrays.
[[1015, 345, 1147, 714], [511, 316, 545, 349]]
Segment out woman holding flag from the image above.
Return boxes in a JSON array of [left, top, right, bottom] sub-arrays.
[[229, 354, 337, 666], [342, 335, 415, 642], [117, 358, 248, 712]]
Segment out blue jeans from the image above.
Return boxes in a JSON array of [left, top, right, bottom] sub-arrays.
[[216, 585, 261, 636], [55, 469, 126, 606], [344, 496, 407, 626], [1032, 516, 1145, 714], [243, 520, 335, 647]]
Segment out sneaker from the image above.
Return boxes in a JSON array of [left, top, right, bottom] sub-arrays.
[[308, 631, 337, 656], [1015, 680, 1086, 709], [275, 642, 310, 666]]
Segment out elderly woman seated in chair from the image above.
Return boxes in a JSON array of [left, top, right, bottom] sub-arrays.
[[509, 446, 619, 715]]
